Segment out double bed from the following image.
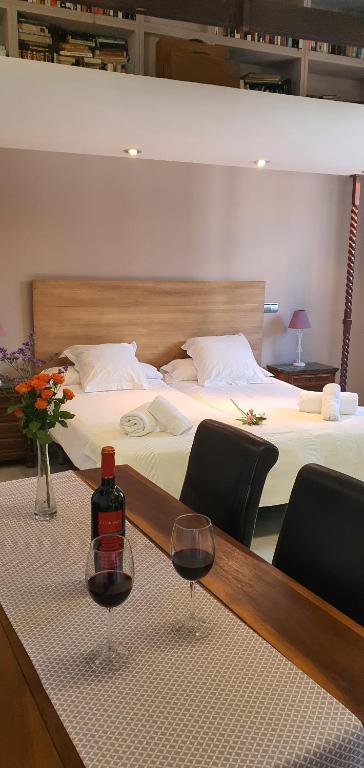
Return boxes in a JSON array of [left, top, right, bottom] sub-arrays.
[[33, 278, 364, 508]]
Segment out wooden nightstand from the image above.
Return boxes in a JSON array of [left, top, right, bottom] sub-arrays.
[[266, 363, 339, 392], [0, 382, 35, 466]]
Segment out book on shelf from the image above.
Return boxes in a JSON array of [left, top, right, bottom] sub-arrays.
[[21, 47, 52, 61], [58, 48, 93, 57], [19, 31, 53, 44], [18, 19, 130, 73], [211, 26, 303, 50], [18, 21, 49, 34], [310, 40, 364, 59], [19, 0, 136, 19], [66, 36, 95, 47], [241, 72, 291, 94]]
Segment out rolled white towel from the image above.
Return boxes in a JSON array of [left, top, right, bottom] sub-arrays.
[[321, 383, 341, 422], [298, 391, 322, 414], [341, 392, 359, 415], [120, 403, 158, 436], [299, 390, 358, 416], [148, 395, 193, 436]]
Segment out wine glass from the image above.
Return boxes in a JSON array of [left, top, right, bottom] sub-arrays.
[[171, 513, 215, 638], [85, 534, 134, 668]]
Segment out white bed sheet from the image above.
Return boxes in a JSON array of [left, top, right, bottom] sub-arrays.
[[51, 383, 235, 499], [171, 379, 364, 505]]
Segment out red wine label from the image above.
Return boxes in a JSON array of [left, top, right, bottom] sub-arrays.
[[98, 511, 123, 534], [97, 515, 124, 571]]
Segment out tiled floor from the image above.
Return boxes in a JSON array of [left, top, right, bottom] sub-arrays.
[[0, 458, 283, 562]]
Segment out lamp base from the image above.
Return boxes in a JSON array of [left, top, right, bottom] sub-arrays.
[[293, 361, 306, 368]]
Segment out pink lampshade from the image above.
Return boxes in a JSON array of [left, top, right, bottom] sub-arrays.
[[289, 310, 311, 330], [0, 321, 5, 337]]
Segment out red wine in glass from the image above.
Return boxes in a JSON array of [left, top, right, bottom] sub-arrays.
[[87, 571, 133, 609], [171, 513, 215, 638], [85, 534, 134, 668], [172, 548, 214, 581]]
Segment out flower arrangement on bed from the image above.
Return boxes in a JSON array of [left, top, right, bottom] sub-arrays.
[[231, 400, 267, 426]]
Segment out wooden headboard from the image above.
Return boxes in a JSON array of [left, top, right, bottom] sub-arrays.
[[33, 280, 265, 367]]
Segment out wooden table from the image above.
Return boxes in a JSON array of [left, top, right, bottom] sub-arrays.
[[1, 465, 364, 768]]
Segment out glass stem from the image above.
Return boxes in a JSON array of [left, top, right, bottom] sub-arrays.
[[39, 442, 51, 508], [107, 608, 113, 651], [189, 580, 196, 619], [43, 447, 50, 509]]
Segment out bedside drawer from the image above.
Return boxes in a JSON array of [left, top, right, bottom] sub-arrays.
[[0, 409, 19, 424], [294, 375, 334, 390], [0, 422, 23, 438], [0, 436, 28, 461]]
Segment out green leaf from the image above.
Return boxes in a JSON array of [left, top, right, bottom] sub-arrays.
[[36, 431, 52, 445], [7, 404, 19, 414], [59, 411, 75, 420], [28, 420, 40, 433]]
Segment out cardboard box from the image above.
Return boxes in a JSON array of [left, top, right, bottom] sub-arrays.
[[156, 37, 240, 88]]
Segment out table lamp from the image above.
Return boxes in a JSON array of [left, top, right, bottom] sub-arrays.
[[289, 310, 311, 367]]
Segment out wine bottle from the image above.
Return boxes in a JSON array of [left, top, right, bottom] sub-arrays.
[[91, 446, 125, 541]]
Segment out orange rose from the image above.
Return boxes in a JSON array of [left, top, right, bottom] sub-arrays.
[[41, 388, 53, 400], [63, 387, 75, 401], [30, 377, 42, 389], [50, 373, 64, 384], [35, 398, 48, 410], [15, 381, 33, 394], [31, 373, 51, 389], [14, 408, 23, 418]]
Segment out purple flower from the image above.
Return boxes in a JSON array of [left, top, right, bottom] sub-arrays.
[[0, 333, 57, 377]]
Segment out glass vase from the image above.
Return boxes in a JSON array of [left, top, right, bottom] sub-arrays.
[[34, 441, 57, 521]]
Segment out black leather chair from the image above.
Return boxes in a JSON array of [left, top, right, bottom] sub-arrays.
[[179, 419, 279, 548], [273, 463, 364, 626]]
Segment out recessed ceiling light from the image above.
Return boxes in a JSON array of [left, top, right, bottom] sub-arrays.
[[124, 148, 142, 157], [254, 159, 270, 169]]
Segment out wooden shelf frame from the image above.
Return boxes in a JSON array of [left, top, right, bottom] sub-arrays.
[[1, 1, 364, 100]]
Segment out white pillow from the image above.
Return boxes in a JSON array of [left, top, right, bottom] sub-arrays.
[[161, 358, 197, 382], [181, 334, 267, 386], [76, 345, 148, 393], [140, 362, 163, 381], [259, 366, 274, 378], [43, 366, 81, 386], [62, 342, 137, 368]]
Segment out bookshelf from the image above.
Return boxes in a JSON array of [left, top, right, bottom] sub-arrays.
[[1, 1, 364, 103], [307, 49, 364, 102]]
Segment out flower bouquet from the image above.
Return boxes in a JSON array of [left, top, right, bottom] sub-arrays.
[[0, 332, 48, 382], [8, 371, 75, 520], [231, 399, 267, 426]]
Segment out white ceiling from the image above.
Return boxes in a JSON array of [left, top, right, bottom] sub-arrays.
[[1, 56, 364, 175]]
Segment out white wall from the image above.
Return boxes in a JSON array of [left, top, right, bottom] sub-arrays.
[[1, 148, 360, 395]]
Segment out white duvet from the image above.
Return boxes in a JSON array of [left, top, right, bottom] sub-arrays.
[[51, 383, 234, 499], [51, 379, 364, 507], [170, 379, 364, 505]]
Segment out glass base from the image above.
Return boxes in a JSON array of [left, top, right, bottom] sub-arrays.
[[34, 506, 57, 522], [87, 643, 129, 670], [174, 612, 211, 640], [293, 361, 305, 368]]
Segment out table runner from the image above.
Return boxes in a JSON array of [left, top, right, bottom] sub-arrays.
[[0, 471, 363, 768]]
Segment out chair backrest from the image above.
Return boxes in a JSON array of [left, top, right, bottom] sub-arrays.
[[179, 419, 278, 548], [273, 463, 364, 625]]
